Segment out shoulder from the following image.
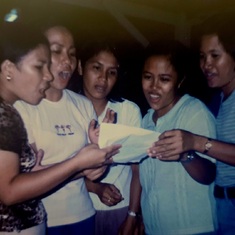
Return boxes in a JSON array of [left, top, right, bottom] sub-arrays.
[[64, 89, 93, 107], [180, 94, 212, 114], [112, 98, 141, 111]]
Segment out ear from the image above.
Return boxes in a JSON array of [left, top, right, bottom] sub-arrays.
[[77, 60, 83, 76], [1, 60, 15, 76]]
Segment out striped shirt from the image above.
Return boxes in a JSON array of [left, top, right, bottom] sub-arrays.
[[216, 90, 235, 187]]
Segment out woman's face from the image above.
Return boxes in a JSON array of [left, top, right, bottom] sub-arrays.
[[45, 26, 77, 91], [81, 50, 119, 102], [200, 34, 235, 94], [142, 55, 178, 118], [12, 44, 52, 105]]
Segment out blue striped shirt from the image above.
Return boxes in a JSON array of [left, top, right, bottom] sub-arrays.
[[216, 90, 235, 186]]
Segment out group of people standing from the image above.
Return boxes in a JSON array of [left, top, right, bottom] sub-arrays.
[[0, 12, 235, 235]]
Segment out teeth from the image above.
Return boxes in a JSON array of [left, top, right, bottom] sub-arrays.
[[150, 94, 159, 99], [59, 71, 71, 80]]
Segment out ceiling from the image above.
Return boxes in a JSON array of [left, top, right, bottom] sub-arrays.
[[1, 0, 234, 49]]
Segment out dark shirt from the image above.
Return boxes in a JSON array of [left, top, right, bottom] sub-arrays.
[[0, 99, 46, 232]]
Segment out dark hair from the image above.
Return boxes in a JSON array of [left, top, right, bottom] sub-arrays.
[[0, 22, 49, 66], [143, 40, 190, 88], [199, 12, 235, 60], [78, 40, 124, 102]]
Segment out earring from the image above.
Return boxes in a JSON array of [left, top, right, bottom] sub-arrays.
[[6, 75, 11, 81]]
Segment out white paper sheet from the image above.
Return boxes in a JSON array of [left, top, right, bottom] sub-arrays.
[[98, 123, 161, 163]]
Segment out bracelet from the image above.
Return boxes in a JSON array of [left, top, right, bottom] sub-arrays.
[[127, 210, 137, 217]]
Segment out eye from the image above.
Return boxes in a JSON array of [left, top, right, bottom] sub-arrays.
[[211, 53, 220, 58], [160, 76, 170, 82], [92, 64, 101, 71], [51, 49, 61, 54], [108, 69, 118, 77], [35, 64, 43, 70], [142, 73, 152, 80], [69, 49, 76, 57], [199, 53, 205, 60]]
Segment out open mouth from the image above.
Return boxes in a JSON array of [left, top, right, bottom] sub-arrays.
[[58, 71, 72, 80]]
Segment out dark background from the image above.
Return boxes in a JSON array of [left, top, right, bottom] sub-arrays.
[[1, 0, 233, 114]]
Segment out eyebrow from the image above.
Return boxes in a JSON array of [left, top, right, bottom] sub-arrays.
[[50, 42, 76, 50]]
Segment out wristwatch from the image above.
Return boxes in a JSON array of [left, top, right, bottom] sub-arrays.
[[204, 138, 212, 154]]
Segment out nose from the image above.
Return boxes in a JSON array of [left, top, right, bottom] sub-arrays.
[[151, 78, 160, 89], [59, 51, 72, 66], [202, 56, 212, 70], [99, 69, 108, 82], [44, 67, 53, 82]]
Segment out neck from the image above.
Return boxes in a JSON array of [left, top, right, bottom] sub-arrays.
[[45, 88, 63, 102], [91, 98, 108, 116], [153, 95, 180, 123]]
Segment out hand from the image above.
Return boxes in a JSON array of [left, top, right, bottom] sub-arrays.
[[88, 109, 117, 144], [119, 215, 145, 235], [76, 143, 121, 169], [88, 119, 99, 144], [102, 108, 117, 123], [147, 129, 194, 161], [83, 166, 108, 181], [96, 183, 123, 206], [32, 149, 51, 171]]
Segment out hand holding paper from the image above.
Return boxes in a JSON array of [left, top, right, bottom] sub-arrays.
[[98, 123, 161, 163]]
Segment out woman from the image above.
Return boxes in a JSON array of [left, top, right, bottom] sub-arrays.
[[148, 14, 235, 235], [77, 40, 142, 235], [0, 23, 119, 235], [14, 26, 120, 235], [136, 40, 217, 235]]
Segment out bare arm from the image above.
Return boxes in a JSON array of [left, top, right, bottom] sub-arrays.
[[148, 129, 235, 166], [147, 130, 216, 184], [0, 143, 121, 206], [119, 164, 143, 235], [85, 175, 123, 207]]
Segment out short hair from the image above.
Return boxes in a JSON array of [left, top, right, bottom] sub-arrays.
[[143, 40, 190, 84], [199, 12, 235, 60], [0, 22, 49, 66]]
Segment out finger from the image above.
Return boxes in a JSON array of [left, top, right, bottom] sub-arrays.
[[89, 119, 98, 131], [103, 144, 122, 159], [36, 149, 44, 165]]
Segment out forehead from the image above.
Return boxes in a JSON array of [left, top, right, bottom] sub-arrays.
[[144, 55, 174, 71], [200, 34, 225, 51], [88, 50, 118, 65], [20, 44, 50, 64], [45, 26, 74, 45]]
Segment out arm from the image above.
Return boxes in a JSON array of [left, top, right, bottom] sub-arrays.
[[119, 164, 143, 235], [0, 143, 121, 206], [148, 130, 216, 185], [85, 177, 123, 207], [148, 129, 235, 166]]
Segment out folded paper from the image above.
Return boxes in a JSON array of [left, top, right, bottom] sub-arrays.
[[98, 123, 161, 163]]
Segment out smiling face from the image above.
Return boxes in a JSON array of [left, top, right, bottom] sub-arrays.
[[45, 26, 77, 92], [9, 44, 52, 105], [200, 34, 235, 97], [142, 55, 179, 118], [81, 50, 119, 103]]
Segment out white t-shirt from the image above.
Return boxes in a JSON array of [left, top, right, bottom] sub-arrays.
[[15, 89, 96, 227], [140, 94, 217, 235], [89, 99, 142, 210]]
